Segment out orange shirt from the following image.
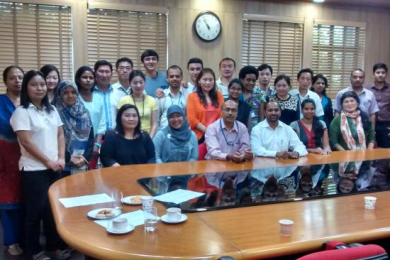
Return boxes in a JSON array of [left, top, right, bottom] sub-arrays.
[[186, 91, 224, 140]]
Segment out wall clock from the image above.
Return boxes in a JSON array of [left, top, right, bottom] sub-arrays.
[[193, 11, 222, 42]]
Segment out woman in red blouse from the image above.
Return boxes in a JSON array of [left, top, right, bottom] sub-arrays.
[[290, 98, 331, 154], [186, 68, 224, 143]]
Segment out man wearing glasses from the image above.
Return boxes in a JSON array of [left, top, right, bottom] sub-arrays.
[[205, 100, 253, 162]]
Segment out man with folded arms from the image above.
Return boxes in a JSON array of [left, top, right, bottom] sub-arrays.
[[251, 101, 307, 159], [205, 100, 253, 163]]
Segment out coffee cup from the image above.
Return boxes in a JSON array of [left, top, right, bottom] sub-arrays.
[[166, 207, 182, 222], [278, 219, 294, 235], [112, 217, 128, 231], [364, 196, 377, 210]]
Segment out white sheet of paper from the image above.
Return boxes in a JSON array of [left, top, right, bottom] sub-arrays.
[[154, 189, 204, 204], [59, 193, 114, 208], [94, 210, 146, 229]]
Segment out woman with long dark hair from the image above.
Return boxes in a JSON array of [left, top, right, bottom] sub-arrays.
[[10, 70, 69, 260], [75, 66, 105, 169], [0, 65, 24, 256], [100, 104, 155, 166], [227, 78, 251, 127], [75, 66, 106, 137], [186, 68, 224, 143], [290, 98, 331, 154], [311, 74, 333, 128]]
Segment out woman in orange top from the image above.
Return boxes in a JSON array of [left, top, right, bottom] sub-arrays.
[[186, 68, 224, 143]]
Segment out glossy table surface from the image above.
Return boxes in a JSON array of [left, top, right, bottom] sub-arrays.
[[49, 149, 390, 259]]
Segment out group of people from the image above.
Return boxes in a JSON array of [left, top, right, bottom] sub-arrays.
[[0, 46, 390, 259]]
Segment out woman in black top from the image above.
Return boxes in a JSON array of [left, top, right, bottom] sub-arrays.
[[100, 104, 155, 167], [269, 74, 300, 125], [311, 74, 333, 128]]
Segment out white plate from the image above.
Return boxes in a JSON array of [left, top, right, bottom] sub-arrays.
[[106, 224, 135, 235], [121, 195, 142, 205], [87, 208, 121, 220], [160, 214, 188, 224]]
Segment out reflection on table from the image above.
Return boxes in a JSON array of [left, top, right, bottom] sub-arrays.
[[48, 149, 390, 259], [139, 159, 389, 212]]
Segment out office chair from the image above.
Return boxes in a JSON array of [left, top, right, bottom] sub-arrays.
[[198, 143, 207, 160], [297, 240, 389, 260]]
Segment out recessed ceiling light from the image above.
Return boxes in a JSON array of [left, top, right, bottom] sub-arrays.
[[313, 0, 325, 3]]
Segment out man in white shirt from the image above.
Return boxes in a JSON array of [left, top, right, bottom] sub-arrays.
[[184, 57, 203, 95], [157, 65, 189, 130], [112, 57, 133, 95], [289, 68, 324, 119], [216, 57, 236, 99], [251, 101, 307, 159]]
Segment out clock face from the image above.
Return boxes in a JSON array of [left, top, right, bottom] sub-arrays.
[[193, 11, 222, 42]]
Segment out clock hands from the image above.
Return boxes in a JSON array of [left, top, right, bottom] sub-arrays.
[[194, 12, 221, 41], [204, 19, 211, 30]]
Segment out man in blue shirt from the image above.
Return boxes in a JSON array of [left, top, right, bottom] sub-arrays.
[[141, 49, 168, 97], [93, 60, 126, 130]]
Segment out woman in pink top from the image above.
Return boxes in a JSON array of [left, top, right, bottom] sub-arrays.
[[186, 68, 224, 143]]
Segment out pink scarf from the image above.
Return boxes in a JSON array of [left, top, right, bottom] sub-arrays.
[[340, 110, 366, 150]]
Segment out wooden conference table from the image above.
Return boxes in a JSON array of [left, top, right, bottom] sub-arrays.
[[49, 149, 390, 260]]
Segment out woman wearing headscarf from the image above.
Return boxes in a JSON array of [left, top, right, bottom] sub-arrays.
[[153, 105, 198, 163], [55, 81, 94, 176]]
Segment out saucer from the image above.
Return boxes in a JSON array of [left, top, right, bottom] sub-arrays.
[[160, 214, 188, 224], [87, 208, 121, 220], [121, 195, 142, 205], [106, 224, 135, 235]]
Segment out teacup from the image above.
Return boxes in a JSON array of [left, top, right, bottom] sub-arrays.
[[166, 207, 182, 222], [278, 219, 294, 235], [112, 217, 128, 231], [364, 196, 377, 210]]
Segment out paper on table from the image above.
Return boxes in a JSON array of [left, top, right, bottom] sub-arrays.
[[154, 189, 204, 204], [95, 210, 146, 229], [59, 193, 114, 208]]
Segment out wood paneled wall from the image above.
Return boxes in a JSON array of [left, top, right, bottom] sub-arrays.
[[6, 0, 390, 85], [91, 0, 389, 85]]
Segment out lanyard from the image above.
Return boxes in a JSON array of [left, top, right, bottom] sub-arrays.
[[220, 119, 239, 146], [103, 93, 112, 130]]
